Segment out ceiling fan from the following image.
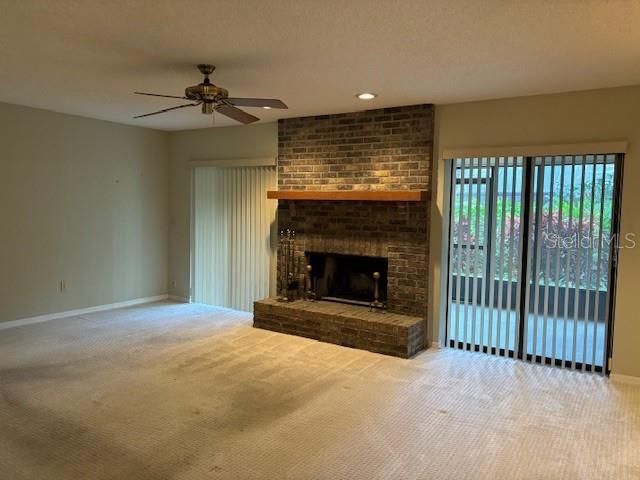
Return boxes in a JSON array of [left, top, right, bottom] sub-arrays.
[[133, 64, 287, 124]]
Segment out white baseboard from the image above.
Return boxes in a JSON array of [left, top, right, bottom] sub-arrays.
[[610, 373, 640, 386], [168, 295, 189, 303], [0, 294, 170, 331]]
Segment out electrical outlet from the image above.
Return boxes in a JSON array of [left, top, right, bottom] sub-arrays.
[[58, 279, 66, 292], [171, 280, 177, 289]]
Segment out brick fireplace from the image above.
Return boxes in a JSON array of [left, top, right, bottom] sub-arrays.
[[253, 104, 433, 357]]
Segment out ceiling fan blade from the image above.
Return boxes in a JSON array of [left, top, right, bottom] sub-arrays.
[[134, 102, 201, 119], [216, 104, 260, 124], [225, 97, 288, 109], [134, 92, 188, 100]]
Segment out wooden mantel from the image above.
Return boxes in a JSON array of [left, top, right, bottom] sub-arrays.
[[267, 190, 429, 202]]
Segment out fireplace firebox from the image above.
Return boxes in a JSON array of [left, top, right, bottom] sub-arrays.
[[306, 252, 388, 306]]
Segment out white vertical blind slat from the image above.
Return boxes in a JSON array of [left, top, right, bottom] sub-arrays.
[[487, 160, 499, 351], [505, 158, 517, 355], [542, 156, 556, 360], [463, 158, 474, 346], [562, 158, 577, 364], [582, 157, 598, 371], [513, 158, 526, 358], [572, 156, 586, 368], [479, 161, 491, 350], [551, 156, 566, 365], [446, 160, 456, 343], [453, 159, 465, 345], [601, 157, 616, 370], [591, 160, 607, 367], [496, 157, 508, 354], [471, 159, 482, 347], [522, 159, 537, 361], [531, 161, 546, 360]]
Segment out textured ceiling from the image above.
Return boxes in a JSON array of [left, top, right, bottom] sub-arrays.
[[1, 1, 639, 131]]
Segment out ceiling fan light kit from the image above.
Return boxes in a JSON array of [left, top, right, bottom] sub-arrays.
[[133, 64, 287, 124]]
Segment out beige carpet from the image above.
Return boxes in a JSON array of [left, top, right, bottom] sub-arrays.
[[0, 301, 639, 480]]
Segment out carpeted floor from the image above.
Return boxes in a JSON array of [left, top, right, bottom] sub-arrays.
[[0, 301, 639, 480]]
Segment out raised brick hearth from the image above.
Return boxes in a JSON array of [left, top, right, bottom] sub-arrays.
[[253, 104, 433, 356], [254, 298, 425, 358]]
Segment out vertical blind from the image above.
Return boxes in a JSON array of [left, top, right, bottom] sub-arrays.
[[193, 166, 276, 312], [446, 154, 619, 373]]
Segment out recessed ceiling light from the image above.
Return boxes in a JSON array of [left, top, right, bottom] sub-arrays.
[[263, 106, 272, 109], [357, 92, 377, 100]]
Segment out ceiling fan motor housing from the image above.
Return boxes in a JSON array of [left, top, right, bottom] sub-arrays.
[[185, 84, 229, 104], [185, 65, 228, 111]]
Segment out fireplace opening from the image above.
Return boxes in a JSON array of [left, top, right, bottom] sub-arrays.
[[306, 252, 388, 306]]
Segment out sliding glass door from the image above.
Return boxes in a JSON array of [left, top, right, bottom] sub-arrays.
[[524, 155, 618, 370], [448, 157, 523, 356], [445, 153, 622, 373]]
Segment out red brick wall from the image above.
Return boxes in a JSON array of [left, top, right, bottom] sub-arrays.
[[278, 105, 432, 191], [276, 104, 433, 319]]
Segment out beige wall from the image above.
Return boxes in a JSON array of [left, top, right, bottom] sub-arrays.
[[431, 85, 640, 377], [168, 122, 278, 300], [0, 102, 169, 322]]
